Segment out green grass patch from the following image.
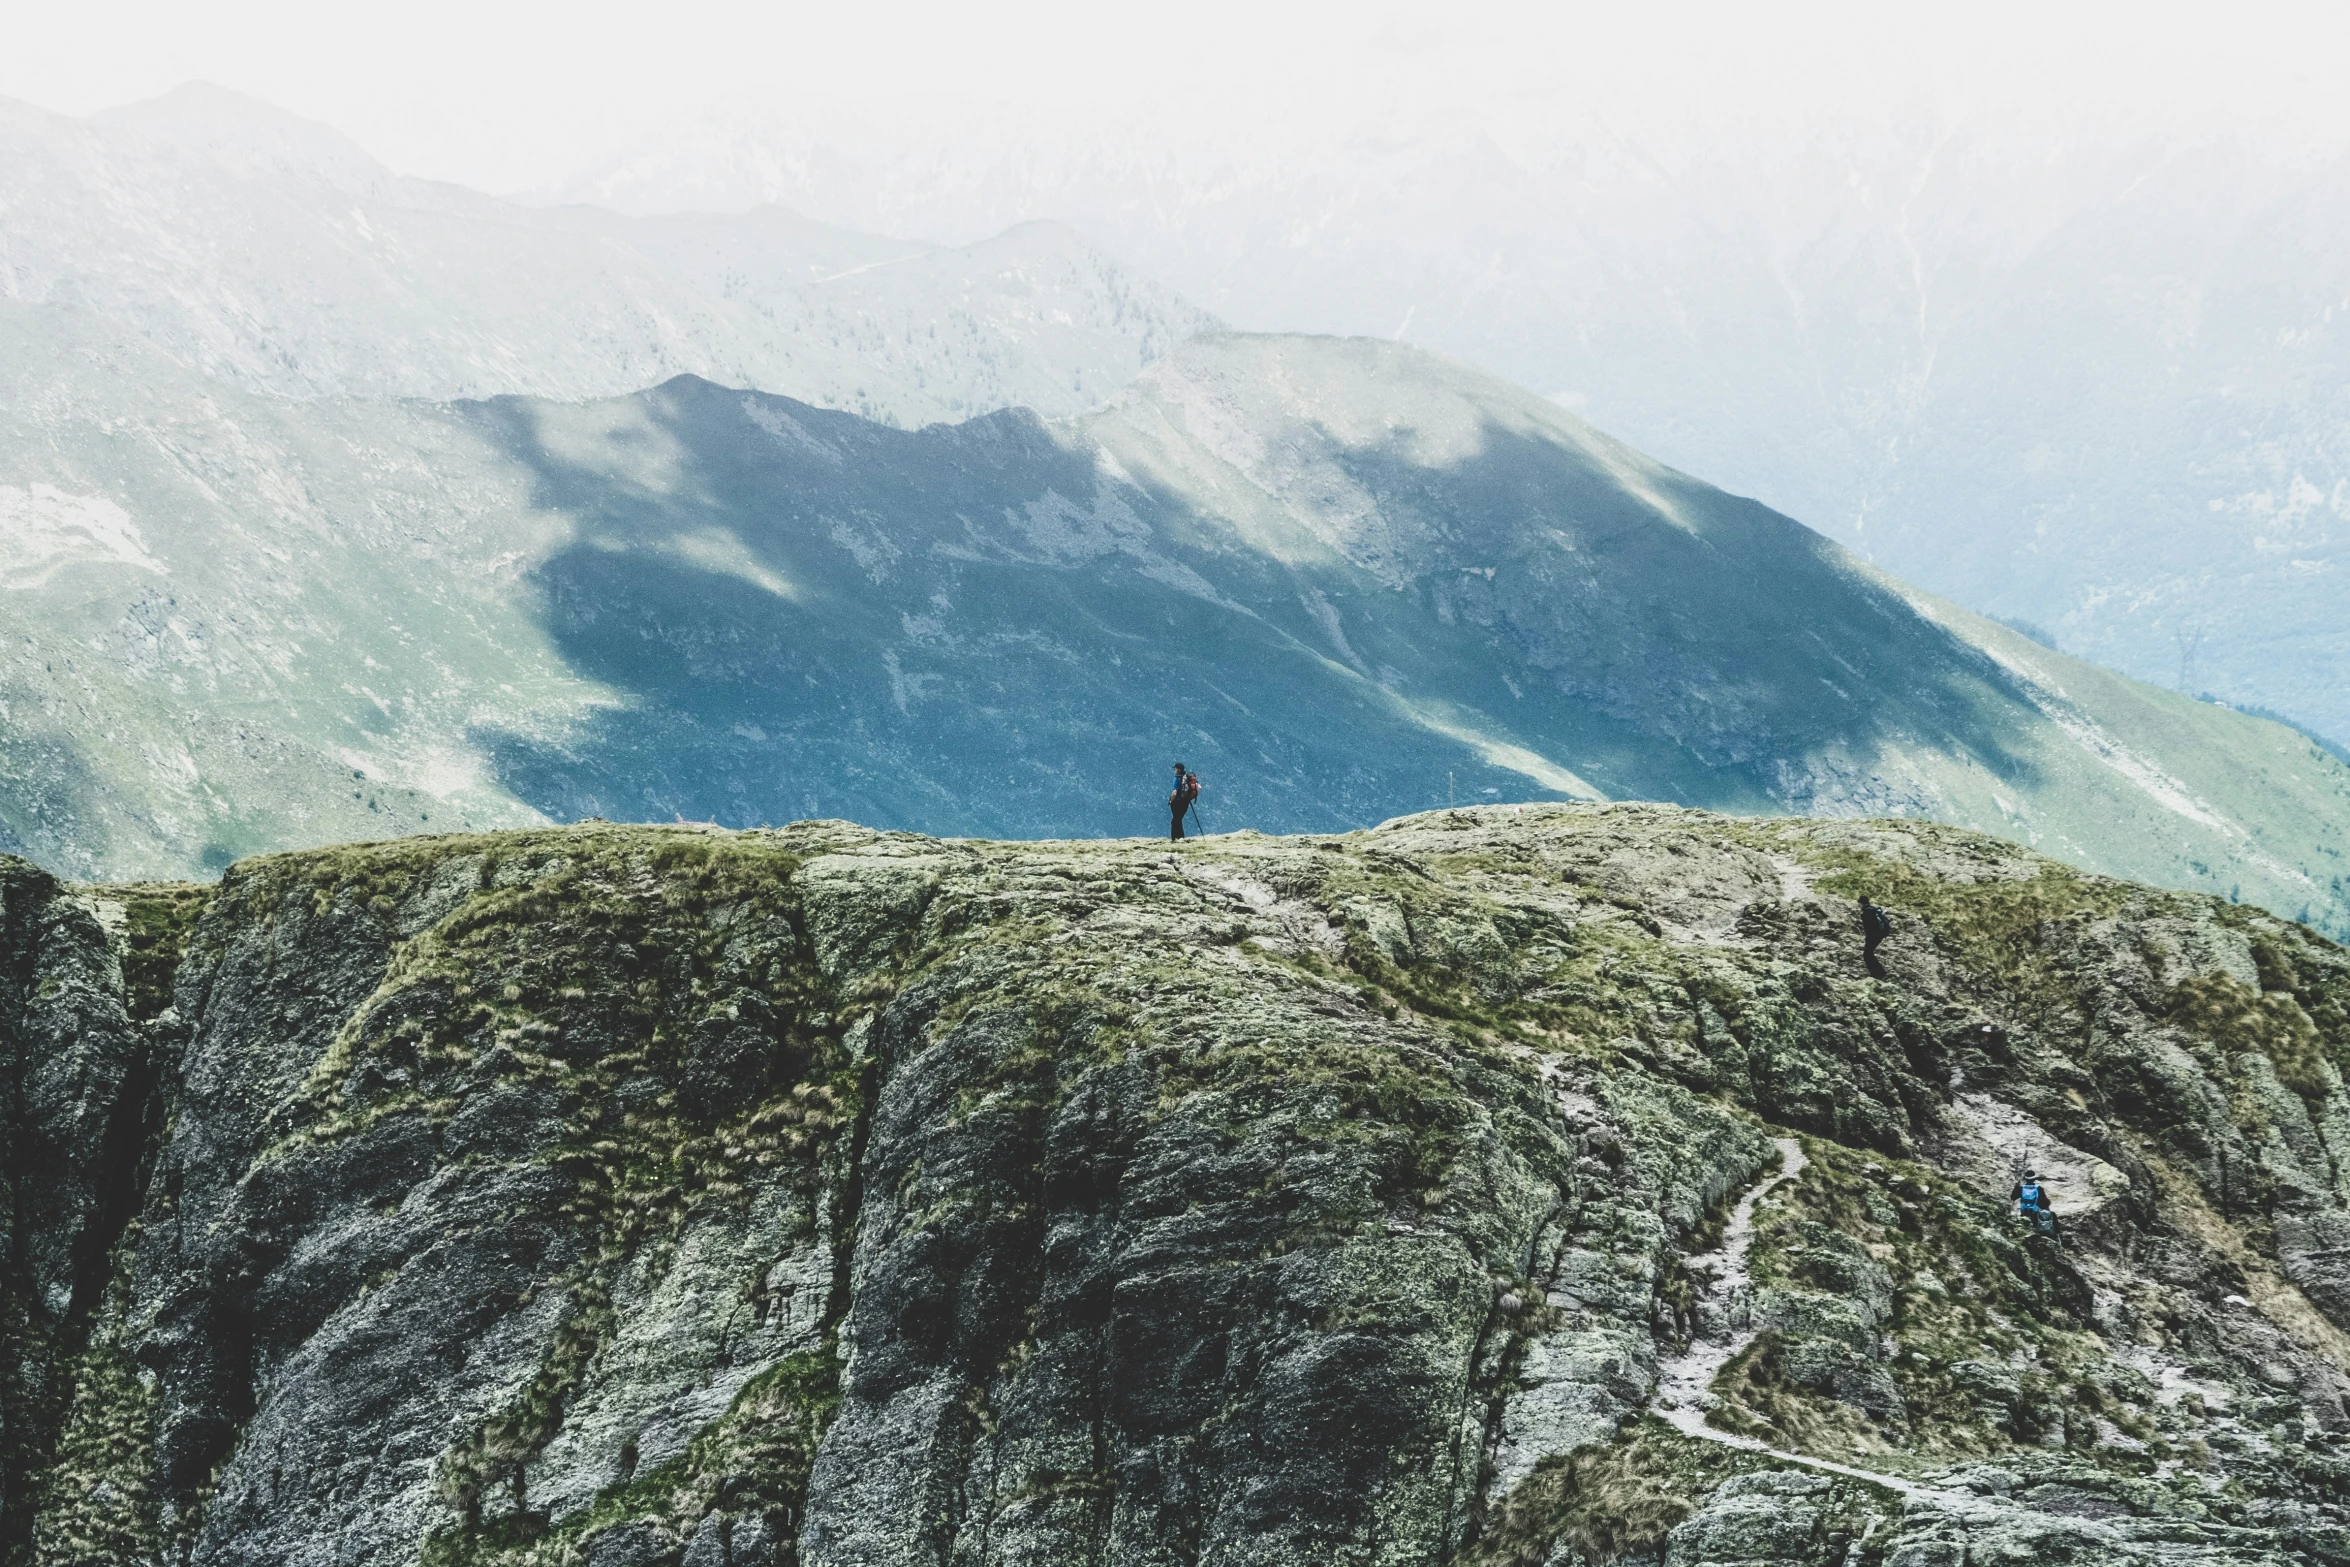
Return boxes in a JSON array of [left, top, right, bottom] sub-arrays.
[[26, 1228, 166, 1567], [422, 1349, 842, 1567], [105, 882, 214, 1022]]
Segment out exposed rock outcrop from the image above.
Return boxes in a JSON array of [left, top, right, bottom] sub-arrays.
[[4, 805, 2347, 1565]]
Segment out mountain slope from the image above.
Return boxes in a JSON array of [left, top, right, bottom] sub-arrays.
[[0, 85, 1214, 421], [5, 329, 2349, 933], [568, 111, 2350, 749], [1080, 337, 2350, 926], [4, 809, 2347, 1564], [0, 299, 575, 874]]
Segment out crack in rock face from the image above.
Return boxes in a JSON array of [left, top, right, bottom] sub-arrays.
[[2, 804, 2347, 1567]]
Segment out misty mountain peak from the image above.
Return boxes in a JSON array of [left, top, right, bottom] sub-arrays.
[[0, 99, 1216, 410], [88, 79, 386, 188]]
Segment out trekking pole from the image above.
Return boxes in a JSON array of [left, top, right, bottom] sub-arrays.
[[1190, 800, 1209, 836]]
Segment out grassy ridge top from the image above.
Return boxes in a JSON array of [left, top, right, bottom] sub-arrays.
[[8, 331, 2349, 942]]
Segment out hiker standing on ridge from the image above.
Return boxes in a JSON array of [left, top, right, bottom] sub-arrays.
[[1859, 895, 1892, 979], [1170, 762, 1201, 841]]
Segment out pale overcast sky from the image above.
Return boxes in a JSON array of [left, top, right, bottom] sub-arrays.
[[7, 0, 2350, 197]]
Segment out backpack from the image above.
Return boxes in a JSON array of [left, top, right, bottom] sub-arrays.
[[2019, 1182, 2044, 1209], [1182, 773, 1202, 804], [1865, 904, 1892, 938]]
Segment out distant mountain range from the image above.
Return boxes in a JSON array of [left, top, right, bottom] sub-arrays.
[[0, 84, 1213, 420], [558, 108, 2350, 751], [6, 312, 2346, 934]]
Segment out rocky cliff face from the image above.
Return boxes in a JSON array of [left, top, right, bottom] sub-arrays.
[[5, 806, 2348, 1566]]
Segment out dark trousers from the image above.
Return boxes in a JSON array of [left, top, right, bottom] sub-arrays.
[[1171, 805, 1187, 840], [1863, 932, 1885, 979]]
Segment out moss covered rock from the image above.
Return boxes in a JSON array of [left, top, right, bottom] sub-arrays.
[[2, 804, 2347, 1565]]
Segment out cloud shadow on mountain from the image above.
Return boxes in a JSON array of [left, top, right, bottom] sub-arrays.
[[461, 375, 2045, 841]]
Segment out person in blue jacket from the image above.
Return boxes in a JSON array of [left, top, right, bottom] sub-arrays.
[[2013, 1170, 2056, 1235]]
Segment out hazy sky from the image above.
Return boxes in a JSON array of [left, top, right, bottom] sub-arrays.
[[10, 0, 2350, 197]]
